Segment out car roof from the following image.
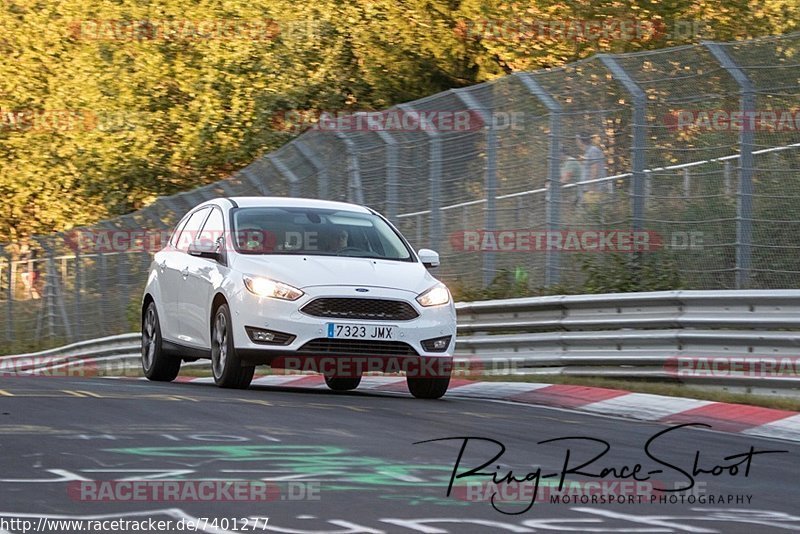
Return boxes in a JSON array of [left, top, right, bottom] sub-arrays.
[[199, 197, 372, 213]]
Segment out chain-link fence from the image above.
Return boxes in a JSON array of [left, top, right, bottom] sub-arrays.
[[4, 33, 800, 354]]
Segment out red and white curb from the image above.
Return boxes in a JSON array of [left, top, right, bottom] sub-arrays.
[[161, 375, 800, 442]]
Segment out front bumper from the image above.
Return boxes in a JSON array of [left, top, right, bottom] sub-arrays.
[[230, 285, 456, 367]]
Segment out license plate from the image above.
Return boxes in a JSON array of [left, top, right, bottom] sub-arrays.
[[327, 323, 397, 340]]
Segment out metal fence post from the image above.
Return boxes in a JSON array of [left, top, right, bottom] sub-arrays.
[[350, 111, 398, 219], [267, 154, 301, 197], [398, 103, 442, 252], [5, 251, 12, 343], [683, 168, 691, 198], [295, 139, 329, 200], [97, 247, 108, 336], [452, 88, 497, 287], [598, 55, 647, 238], [723, 160, 732, 196], [704, 41, 754, 289], [74, 243, 81, 341], [335, 132, 364, 204], [516, 73, 563, 287], [374, 129, 399, 223], [240, 166, 269, 196], [218, 179, 238, 198], [163, 198, 189, 226]]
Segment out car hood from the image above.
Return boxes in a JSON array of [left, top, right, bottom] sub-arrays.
[[232, 254, 439, 294]]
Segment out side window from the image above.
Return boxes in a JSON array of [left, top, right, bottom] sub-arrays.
[[174, 208, 210, 252], [169, 215, 191, 248], [198, 208, 225, 245]]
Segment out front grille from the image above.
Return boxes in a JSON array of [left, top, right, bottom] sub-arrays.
[[298, 338, 419, 356], [301, 298, 419, 321]]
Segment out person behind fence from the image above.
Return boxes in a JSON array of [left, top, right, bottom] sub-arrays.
[[559, 145, 582, 204], [18, 242, 41, 299], [576, 132, 608, 204]]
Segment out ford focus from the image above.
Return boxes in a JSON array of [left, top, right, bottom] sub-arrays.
[[141, 197, 455, 399]]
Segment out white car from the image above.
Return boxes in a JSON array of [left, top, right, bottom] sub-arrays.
[[141, 197, 456, 399]]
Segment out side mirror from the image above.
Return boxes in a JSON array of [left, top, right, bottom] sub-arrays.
[[188, 238, 220, 261], [418, 248, 440, 268]]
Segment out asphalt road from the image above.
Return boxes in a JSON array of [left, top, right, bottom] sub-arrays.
[[0, 375, 798, 533]]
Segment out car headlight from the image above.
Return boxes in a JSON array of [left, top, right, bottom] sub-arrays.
[[243, 276, 304, 301], [416, 283, 450, 307]]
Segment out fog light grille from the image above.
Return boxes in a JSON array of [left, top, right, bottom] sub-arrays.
[[245, 327, 295, 345], [421, 336, 451, 353]]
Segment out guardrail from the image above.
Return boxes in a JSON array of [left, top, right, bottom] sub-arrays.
[[3, 290, 799, 391], [455, 290, 800, 390]]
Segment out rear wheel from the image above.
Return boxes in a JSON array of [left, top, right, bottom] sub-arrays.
[[324, 374, 362, 391], [211, 303, 254, 389], [141, 302, 181, 381]]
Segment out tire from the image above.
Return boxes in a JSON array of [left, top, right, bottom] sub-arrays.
[[211, 303, 254, 389], [407, 374, 451, 400], [141, 301, 181, 382], [324, 374, 362, 391], [406, 357, 451, 399]]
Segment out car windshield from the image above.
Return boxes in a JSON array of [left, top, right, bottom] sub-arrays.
[[231, 207, 413, 261]]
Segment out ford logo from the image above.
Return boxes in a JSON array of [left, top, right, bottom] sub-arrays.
[[355, 288, 369, 292]]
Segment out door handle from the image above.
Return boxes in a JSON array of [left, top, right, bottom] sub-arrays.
[[181, 267, 189, 279]]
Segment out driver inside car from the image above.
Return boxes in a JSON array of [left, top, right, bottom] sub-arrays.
[[321, 228, 349, 252]]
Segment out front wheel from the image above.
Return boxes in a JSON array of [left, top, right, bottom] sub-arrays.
[[141, 302, 181, 381], [407, 376, 450, 399], [324, 374, 362, 391], [406, 357, 451, 399], [211, 303, 254, 389]]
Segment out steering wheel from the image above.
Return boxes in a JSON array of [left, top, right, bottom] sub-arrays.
[[336, 246, 366, 255]]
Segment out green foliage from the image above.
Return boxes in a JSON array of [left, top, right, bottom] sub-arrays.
[[450, 267, 535, 301], [579, 252, 684, 293], [450, 253, 684, 301], [2, 0, 798, 245]]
